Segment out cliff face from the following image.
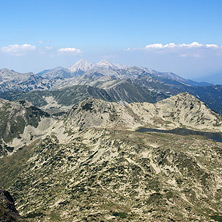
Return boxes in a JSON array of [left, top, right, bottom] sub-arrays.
[[0, 189, 23, 221]]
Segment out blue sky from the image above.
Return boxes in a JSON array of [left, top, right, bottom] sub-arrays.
[[0, 0, 222, 80]]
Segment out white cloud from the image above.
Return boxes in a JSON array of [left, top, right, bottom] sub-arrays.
[[145, 43, 177, 49], [178, 42, 203, 48], [57, 48, 81, 54], [1, 44, 36, 56], [125, 47, 132, 51], [180, 53, 201, 58], [145, 43, 164, 49], [206, 44, 220, 49], [144, 42, 222, 50], [124, 42, 222, 58], [164, 43, 177, 48]]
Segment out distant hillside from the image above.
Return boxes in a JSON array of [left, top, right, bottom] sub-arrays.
[[0, 69, 53, 92], [0, 82, 166, 114]]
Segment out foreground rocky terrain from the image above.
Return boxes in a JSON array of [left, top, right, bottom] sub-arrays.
[[1, 128, 222, 221], [0, 93, 222, 221], [0, 189, 23, 221]]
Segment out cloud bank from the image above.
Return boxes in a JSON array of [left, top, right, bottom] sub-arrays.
[[57, 48, 82, 54], [1, 44, 36, 56], [144, 42, 222, 49], [123, 42, 222, 58], [1, 44, 82, 56]]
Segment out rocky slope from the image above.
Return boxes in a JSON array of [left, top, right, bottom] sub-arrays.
[[0, 127, 221, 221], [0, 93, 222, 221], [65, 93, 222, 131], [0, 81, 166, 114], [0, 85, 112, 114], [0, 99, 56, 157], [0, 69, 53, 92], [0, 189, 23, 221], [37, 67, 72, 80], [0, 92, 221, 157]]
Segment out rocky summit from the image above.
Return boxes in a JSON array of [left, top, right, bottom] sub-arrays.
[[0, 93, 222, 221]]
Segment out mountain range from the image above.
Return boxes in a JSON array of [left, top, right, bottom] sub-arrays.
[[37, 59, 210, 87], [1, 59, 222, 115], [0, 60, 222, 221]]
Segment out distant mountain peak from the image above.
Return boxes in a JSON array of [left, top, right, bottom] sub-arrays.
[[95, 60, 118, 69], [96, 59, 112, 64], [75, 59, 90, 65], [69, 59, 92, 73], [0, 68, 11, 72]]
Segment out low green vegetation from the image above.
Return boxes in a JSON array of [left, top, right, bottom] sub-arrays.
[[211, 215, 222, 222]]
